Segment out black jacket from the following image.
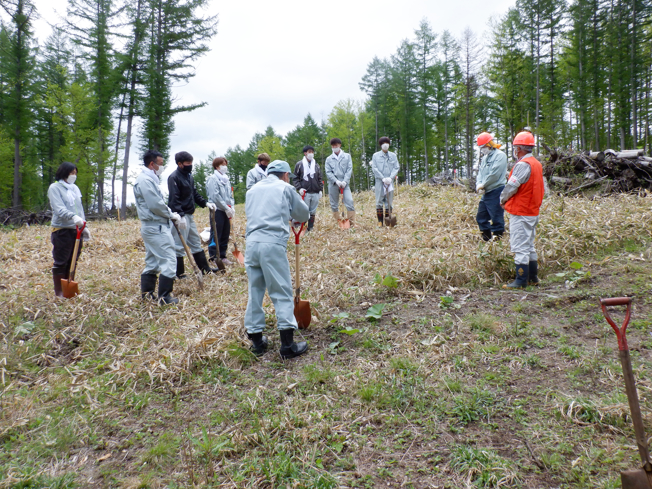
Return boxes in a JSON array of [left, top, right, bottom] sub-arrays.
[[168, 168, 206, 216], [293, 160, 324, 194]]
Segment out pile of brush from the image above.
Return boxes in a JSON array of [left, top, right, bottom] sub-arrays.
[[544, 147, 652, 194]]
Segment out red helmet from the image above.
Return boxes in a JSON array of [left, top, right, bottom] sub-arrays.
[[476, 132, 493, 147], [513, 131, 535, 146]]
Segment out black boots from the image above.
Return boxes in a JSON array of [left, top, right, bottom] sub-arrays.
[[193, 251, 221, 274], [279, 329, 308, 359], [307, 215, 315, 232], [481, 230, 492, 242], [176, 257, 186, 279], [141, 273, 157, 300], [53, 272, 64, 297], [529, 261, 540, 285], [248, 332, 268, 356], [493, 231, 504, 240], [157, 275, 179, 305], [376, 208, 384, 226], [504, 263, 529, 289]]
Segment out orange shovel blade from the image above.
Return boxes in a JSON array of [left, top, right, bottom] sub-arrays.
[[294, 297, 311, 329], [61, 279, 79, 299], [232, 249, 245, 265], [338, 219, 350, 230]]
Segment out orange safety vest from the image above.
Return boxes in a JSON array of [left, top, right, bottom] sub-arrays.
[[504, 156, 544, 216]]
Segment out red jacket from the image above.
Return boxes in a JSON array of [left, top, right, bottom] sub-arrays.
[[505, 156, 544, 216]]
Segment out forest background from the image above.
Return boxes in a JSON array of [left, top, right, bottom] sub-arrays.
[[0, 0, 650, 210]]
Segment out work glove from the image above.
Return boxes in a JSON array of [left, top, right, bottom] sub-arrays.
[[82, 227, 91, 242], [170, 212, 181, 224], [299, 189, 306, 196], [382, 177, 391, 186], [335, 180, 342, 188], [225, 207, 235, 219], [477, 185, 485, 195], [318, 191, 322, 199], [178, 216, 188, 230], [206, 202, 217, 211], [340, 181, 347, 188], [73, 215, 84, 227]]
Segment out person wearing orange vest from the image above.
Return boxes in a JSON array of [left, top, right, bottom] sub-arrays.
[[500, 131, 545, 289]]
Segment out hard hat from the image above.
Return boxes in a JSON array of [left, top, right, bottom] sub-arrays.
[[513, 131, 535, 146], [476, 132, 493, 147]]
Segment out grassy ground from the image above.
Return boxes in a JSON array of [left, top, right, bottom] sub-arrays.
[[1, 185, 652, 488]]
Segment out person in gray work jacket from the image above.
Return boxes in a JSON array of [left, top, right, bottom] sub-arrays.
[[168, 150, 219, 277], [475, 132, 508, 241], [245, 153, 270, 191], [206, 156, 235, 265], [293, 145, 323, 232], [244, 160, 310, 360], [133, 150, 183, 305], [47, 162, 91, 297], [371, 136, 400, 226], [324, 138, 355, 226]]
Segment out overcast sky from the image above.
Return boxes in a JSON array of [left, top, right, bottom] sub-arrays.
[[31, 0, 515, 199]]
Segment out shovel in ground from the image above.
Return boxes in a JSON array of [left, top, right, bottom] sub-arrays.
[[383, 184, 397, 227], [228, 207, 245, 265], [292, 221, 311, 329], [61, 222, 86, 299], [600, 297, 652, 489], [338, 188, 350, 229], [208, 209, 226, 272], [172, 221, 204, 290]]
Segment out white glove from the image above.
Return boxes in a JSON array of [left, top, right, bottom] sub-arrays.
[[382, 178, 391, 185], [178, 216, 188, 230], [299, 189, 306, 196], [82, 227, 91, 242], [335, 180, 342, 188], [170, 212, 181, 223], [73, 215, 84, 227], [206, 202, 217, 211], [477, 186, 485, 194], [225, 207, 235, 219], [340, 181, 347, 188], [318, 191, 322, 199]]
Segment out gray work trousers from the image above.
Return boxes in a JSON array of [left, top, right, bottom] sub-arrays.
[[171, 213, 203, 258], [328, 183, 354, 212], [141, 221, 177, 278], [509, 214, 539, 264]]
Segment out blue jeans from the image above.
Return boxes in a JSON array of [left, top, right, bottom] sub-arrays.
[[476, 186, 505, 233]]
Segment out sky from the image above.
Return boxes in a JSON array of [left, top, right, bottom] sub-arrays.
[[31, 0, 516, 200]]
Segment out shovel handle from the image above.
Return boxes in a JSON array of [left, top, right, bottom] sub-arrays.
[[292, 221, 305, 245], [600, 297, 632, 351], [68, 222, 87, 281]]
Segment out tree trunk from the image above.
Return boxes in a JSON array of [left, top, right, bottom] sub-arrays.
[[13, 134, 21, 208]]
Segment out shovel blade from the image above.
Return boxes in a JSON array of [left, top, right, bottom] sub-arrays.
[[384, 216, 397, 227], [339, 219, 350, 230], [232, 249, 245, 265], [61, 279, 79, 299], [294, 298, 311, 330], [621, 469, 652, 489]]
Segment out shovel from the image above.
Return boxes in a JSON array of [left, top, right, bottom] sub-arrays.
[[172, 221, 204, 290], [208, 209, 226, 272], [61, 222, 86, 299], [228, 207, 245, 265], [338, 188, 350, 229], [292, 221, 311, 329], [383, 184, 397, 227], [600, 297, 652, 489]]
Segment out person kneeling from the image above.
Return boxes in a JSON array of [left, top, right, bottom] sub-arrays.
[[244, 160, 310, 359]]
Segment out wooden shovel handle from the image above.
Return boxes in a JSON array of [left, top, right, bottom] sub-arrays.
[[173, 220, 203, 289], [68, 222, 86, 281]]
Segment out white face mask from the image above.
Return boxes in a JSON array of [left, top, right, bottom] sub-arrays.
[[66, 174, 77, 185], [381, 143, 390, 151], [155, 164, 165, 177], [218, 165, 227, 174], [480, 147, 491, 156], [332, 147, 340, 154], [306, 153, 314, 161]]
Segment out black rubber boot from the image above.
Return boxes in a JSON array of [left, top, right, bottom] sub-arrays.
[[503, 263, 529, 289], [140, 273, 157, 300], [492, 230, 504, 240], [176, 257, 187, 279], [248, 332, 268, 356], [53, 272, 64, 297], [279, 329, 308, 359], [307, 215, 315, 232], [193, 251, 221, 275], [376, 208, 384, 226], [481, 230, 492, 242], [529, 261, 540, 286], [157, 275, 179, 305]]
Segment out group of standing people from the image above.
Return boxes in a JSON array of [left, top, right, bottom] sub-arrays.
[[46, 132, 544, 359]]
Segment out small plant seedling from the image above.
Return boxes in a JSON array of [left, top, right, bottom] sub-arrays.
[[366, 303, 388, 321], [372, 272, 399, 288], [330, 312, 350, 324], [439, 296, 460, 309], [338, 326, 362, 336]]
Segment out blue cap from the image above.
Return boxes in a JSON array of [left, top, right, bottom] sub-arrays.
[[266, 160, 291, 174]]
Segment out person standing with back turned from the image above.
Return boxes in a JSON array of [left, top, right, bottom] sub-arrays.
[[475, 132, 508, 241], [500, 131, 545, 289], [244, 160, 310, 359]]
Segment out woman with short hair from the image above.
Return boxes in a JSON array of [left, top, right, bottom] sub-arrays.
[[206, 156, 235, 265], [47, 162, 90, 297]]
